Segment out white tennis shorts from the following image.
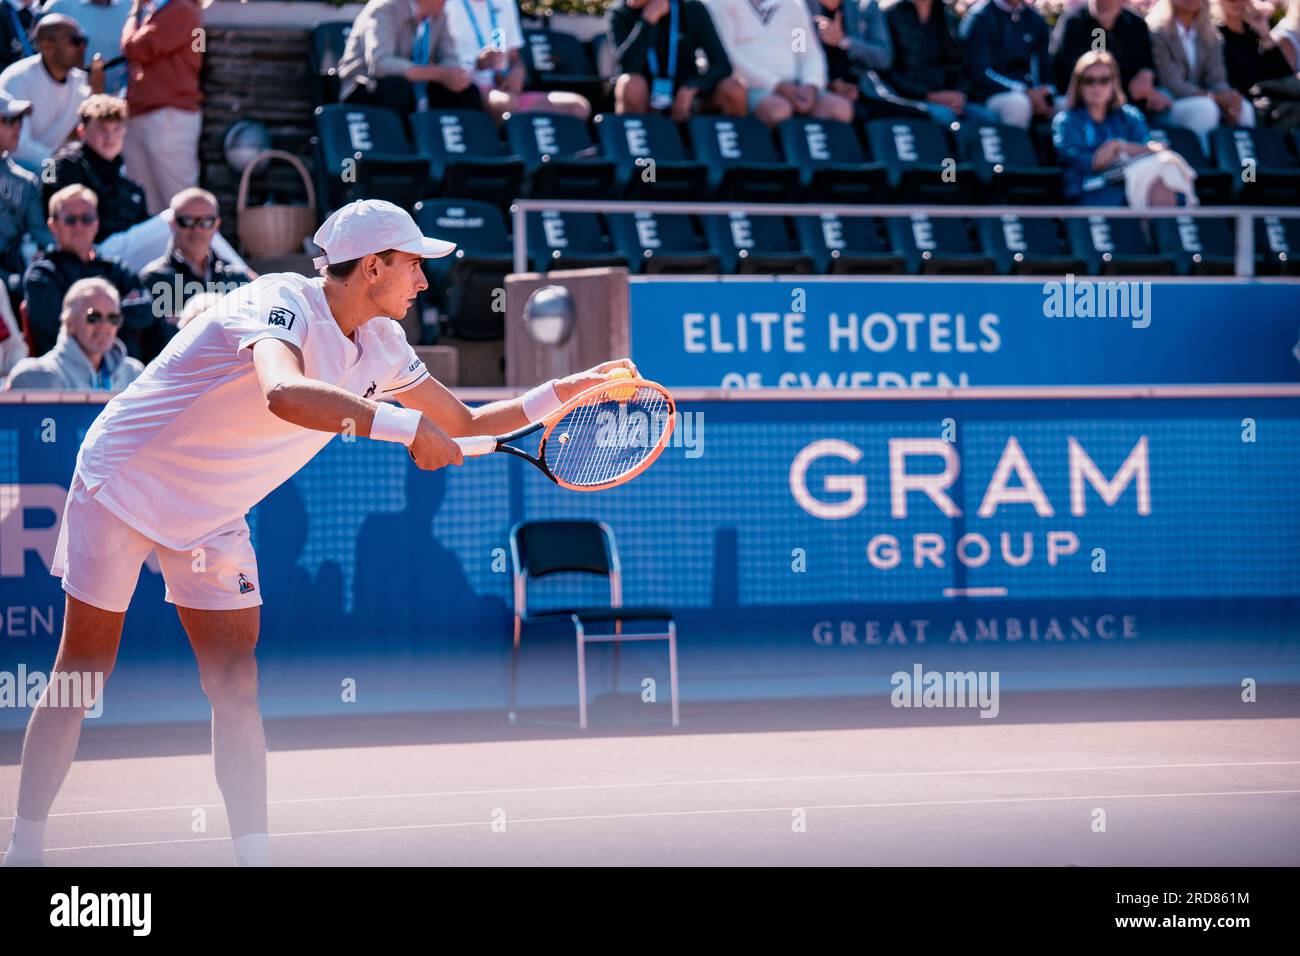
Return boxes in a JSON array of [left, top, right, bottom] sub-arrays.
[[51, 472, 263, 614]]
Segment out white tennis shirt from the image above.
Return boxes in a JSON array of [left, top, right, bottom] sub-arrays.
[[75, 273, 430, 551]]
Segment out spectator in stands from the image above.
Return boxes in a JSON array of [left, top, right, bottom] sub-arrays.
[[803, 0, 893, 119], [1214, 0, 1297, 120], [1147, 0, 1252, 146], [1053, 50, 1193, 206], [0, 90, 49, 372], [0, 14, 104, 173], [876, 0, 997, 125], [139, 186, 252, 353], [44, 94, 148, 244], [43, 0, 132, 93], [1051, 0, 1172, 116], [1274, 0, 1300, 70], [610, 0, 745, 117], [120, 0, 204, 215], [0, 0, 39, 74], [23, 183, 153, 359], [1258, 0, 1300, 131], [3, 276, 143, 389], [337, 0, 483, 116], [960, 0, 1057, 129], [440, 0, 591, 122], [707, 0, 853, 125]]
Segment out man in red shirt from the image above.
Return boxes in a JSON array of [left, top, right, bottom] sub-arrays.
[[119, 0, 203, 214]]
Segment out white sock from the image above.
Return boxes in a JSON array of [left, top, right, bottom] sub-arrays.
[[232, 832, 270, 867], [2, 814, 46, 865]]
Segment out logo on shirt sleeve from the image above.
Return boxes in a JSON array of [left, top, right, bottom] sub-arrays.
[[406, 359, 422, 374], [267, 308, 297, 330]]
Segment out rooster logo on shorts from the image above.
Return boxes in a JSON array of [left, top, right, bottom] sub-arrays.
[[238, 572, 256, 594]]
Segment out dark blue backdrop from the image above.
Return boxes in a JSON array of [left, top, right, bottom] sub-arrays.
[[1, 395, 1298, 726]]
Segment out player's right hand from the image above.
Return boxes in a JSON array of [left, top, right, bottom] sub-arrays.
[[409, 417, 464, 471]]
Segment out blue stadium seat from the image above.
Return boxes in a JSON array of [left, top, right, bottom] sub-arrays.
[[866, 119, 973, 203], [410, 110, 525, 210], [521, 29, 609, 111], [1254, 214, 1300, 276], [974, 215, 1086, 275], [413, 199, 514, 340], [793, 215, 903, 274], [312, 104, 431, 211], [1063, 215, 1177, 275], [608, 212, 721, 274], [504, 112, 617, 198], [1209, 127, 1300, 205], [687, 116, 801, 202], [885, 216, 995, 274], [593, 113, 709, 200], [1145, 126, 1234, 205], [700, 213, 813, 273], [954, 121, 1061, 204], [526, 211, 627, 271], [1151, 216, 1236, 276], [309, 20, 352, 106], [776, 118, 888, 204]]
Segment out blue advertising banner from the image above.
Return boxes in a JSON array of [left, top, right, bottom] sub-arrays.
[[628, 277, 1300, 388], [1, 394, 1298, 726]]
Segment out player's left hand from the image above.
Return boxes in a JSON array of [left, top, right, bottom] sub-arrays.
[[555, 358, 639, 403]]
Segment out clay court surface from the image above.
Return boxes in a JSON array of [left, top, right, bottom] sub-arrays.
[[2, 688, 1297, 867]]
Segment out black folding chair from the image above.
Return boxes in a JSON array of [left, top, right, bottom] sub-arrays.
[[509, 520, 680, 729]]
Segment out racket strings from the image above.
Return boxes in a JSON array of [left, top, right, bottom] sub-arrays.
[[544, 385, 672, 488]]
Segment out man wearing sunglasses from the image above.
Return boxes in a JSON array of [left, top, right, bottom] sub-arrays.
[[3, 275, 143, 389], [139, 187, 253, 354], [0, 15, 105, 173], [22, 183, 153, 357]]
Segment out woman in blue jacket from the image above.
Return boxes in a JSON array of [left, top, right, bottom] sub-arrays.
[[1052, 51, 1180, 206]]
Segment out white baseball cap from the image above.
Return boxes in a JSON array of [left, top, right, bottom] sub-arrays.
[[311, 199, 456, 270], [0, 91, 31, 120]]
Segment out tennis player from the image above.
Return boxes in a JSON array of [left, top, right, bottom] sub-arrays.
[[2, 199, 636, 867]]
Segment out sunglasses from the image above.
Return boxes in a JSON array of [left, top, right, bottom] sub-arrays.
[[1, 115, 22, 126], [84, 310, 123, 326], [68, 35, 89, 47], [1080, 74, 1113, 87], [55, 213, 98, 226], [176, 214, 217, 230]]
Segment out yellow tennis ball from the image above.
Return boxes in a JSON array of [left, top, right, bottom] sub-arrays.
[[608, 366, 637, 402]]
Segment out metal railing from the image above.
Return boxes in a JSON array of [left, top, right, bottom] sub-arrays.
[[508, 199, 1300, 279]]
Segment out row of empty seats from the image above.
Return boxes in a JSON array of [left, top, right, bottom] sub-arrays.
[[417, 198, 1300, 340], [312, 104, 1300, 217]]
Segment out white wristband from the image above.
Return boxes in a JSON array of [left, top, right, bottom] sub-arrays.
[[370, 402, 422, 445], [521, 379, 562, 422]]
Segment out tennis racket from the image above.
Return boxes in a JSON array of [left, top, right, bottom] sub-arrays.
[[453, 377, 676, 491]]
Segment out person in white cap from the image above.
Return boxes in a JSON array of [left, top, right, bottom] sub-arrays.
[[1, 198, 637, 868], [0, 89, 50, 376]]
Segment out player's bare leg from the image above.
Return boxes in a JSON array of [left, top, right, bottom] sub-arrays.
[[177, 605, 269, 865], [3, 595, 124, 866]]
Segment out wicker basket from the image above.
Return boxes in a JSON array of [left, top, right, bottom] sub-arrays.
[[236, 149, 317, 258]]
